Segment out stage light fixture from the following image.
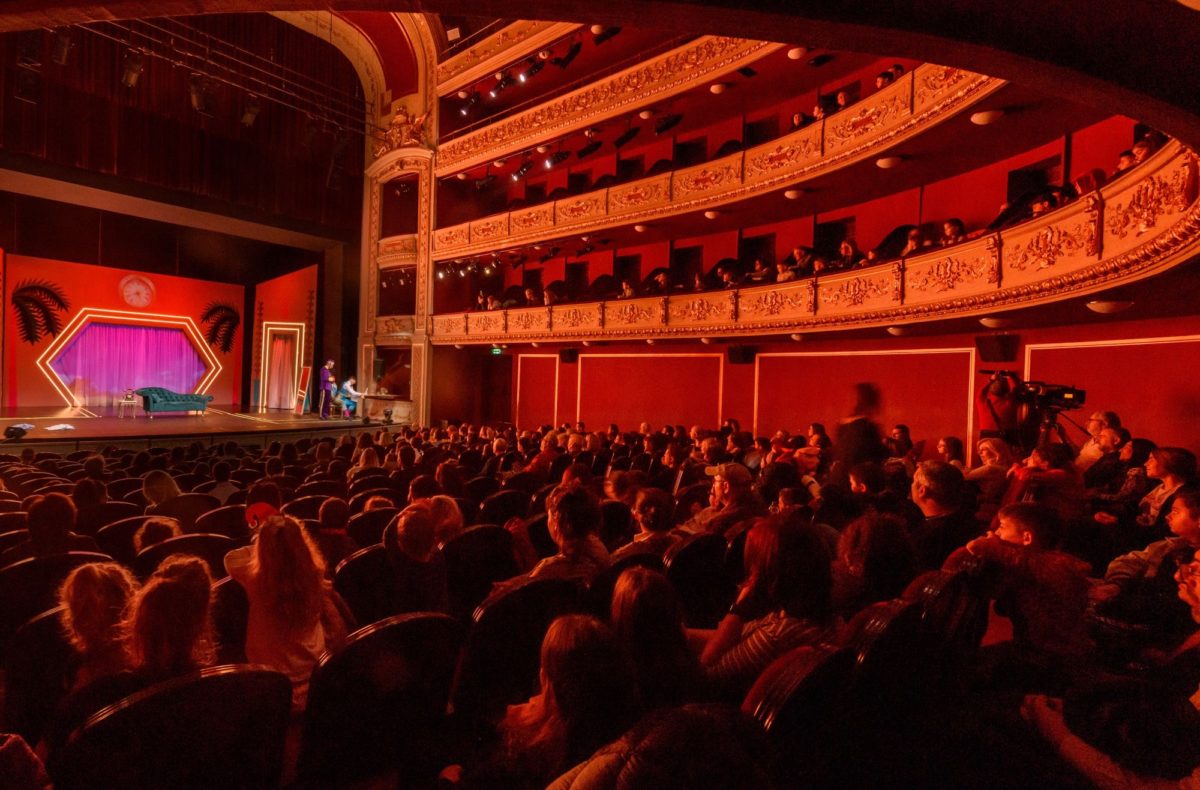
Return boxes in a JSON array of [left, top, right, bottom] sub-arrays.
[[737, 66, 758, 78], [544, 151, 571, 169], [593, 26, 621, 45], [474, 173, 496, 190], [576, 140, 603, 159], [613, 126, 641, 148], [511, 160, 535, 181], [654, 113, 683, 134], [121, 50, 145, 88], [488, 72, 515, 98], [437, 270, 445, 280], [459, 91, 480, 116], [808, 54, 835, 67], [519, 59, 544, 82], [240, 95, 261, 127], [786, 46, 809, 60], [551, 41, 582, 69]]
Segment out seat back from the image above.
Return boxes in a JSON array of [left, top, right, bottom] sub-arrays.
[[149, 493, 221, 531], [451, 577, 586, 725], [0, 520, 28, 547], [665, 532, 735, 627], [95, 516, 159, 567], [463, 475, 500, 505], [440, 525, 519, 623], [54, 665, 292, 790], [0, 552, 111, 660], [588, 550, 664, 616], [907, 566, 989, 685], [674, 482, 711, 525], [5, 605, 73, 744], [0, 498, 21, 513], [133, 533, 235, 580], [295, 480, 347, 499], [348, 488, 400, 515], [501, 471, 540, 496], [75, 501, 142, 536], [524, 512, 557, 558], [193, 505, 249, 542], [742, 644, 854, 786], [845, 598, 938, 716], [299, 613, 463, 785], [333, 545, 397, 627], [105, 477, 143, 500], [281, 494, 330, 521], [479, 489, 528, 526], [211, 576, 249, 664], [347, 507, 398, 548], [599, 500, 634, 551]]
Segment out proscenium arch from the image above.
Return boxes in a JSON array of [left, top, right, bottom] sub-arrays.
[[0, 1, 1197, 149]]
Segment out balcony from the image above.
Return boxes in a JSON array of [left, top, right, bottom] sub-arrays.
[[430, 140, 1200, 343]]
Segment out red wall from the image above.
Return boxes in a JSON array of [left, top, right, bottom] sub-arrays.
[[253, 265, 318, 408], [3, 254, 244, 407], [497, 313, 1200, 459]]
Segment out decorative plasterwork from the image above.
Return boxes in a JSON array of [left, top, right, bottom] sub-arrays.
[[435, 36, 783, 175], [378, 234, 418, 267], [429, 142, 1200, 344], [437, 21, 583, 96], [376, 316, 415, 336], [274, 11, 386, 124], [433, 65, 1006, 259]]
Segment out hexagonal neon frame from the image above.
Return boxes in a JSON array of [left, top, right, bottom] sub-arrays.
[[36, 308, 223, 408]]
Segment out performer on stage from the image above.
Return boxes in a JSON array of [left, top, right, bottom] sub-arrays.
[[340, 376, 363, 420], [319, 359, 337, 419]]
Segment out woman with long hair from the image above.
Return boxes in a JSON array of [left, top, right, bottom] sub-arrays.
[[610, 567, 703, 709], [347, 447, 381, 482], [126, 555, 215, 680], [141, 469, 181, 509], [224, 515, 346, 709], [58, 562, 139, 689], [833, 512, 918, 618]]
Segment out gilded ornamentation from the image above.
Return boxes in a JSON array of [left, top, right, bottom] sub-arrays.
[[740, 289, 811, 317], [435, 226, 470, 250], [511, 205, 555, 231], [820, 275, 891, 308], [379, 235, 418, 258], [509, 310, 544, 331], [673, 160, 741, 197], [1008, 225, 1091, 271], [436, 37, 780, 173], [1106, 173, 1187, 239], [826, 92, 909, 152], [610, 177, 669, 212], [914, 66, 968, 107], [907, 257, 991, 293], [377, 316, 414, 335], [671, 297, 728, 323], [556, 195, 605, 221], [556, 308, 594, 328], [610, 303, 655, 325], [472, 313, 501, 333], [744, 134, 821, 181], [436, 21, 578, 89], [472, 217, 508, 239], [373, 106, 429, 158], [433, 316, 460, 336]]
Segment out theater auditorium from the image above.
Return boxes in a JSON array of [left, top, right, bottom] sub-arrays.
[[0, 2, 1198, 787]]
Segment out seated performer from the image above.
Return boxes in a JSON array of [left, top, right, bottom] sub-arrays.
[[340, 375, 362, 419]]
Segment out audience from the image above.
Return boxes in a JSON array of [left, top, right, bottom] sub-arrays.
[[0, 493, 100, 567]]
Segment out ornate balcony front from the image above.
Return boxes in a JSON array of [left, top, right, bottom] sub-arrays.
[[432, 64, 1006, 260], [430, 140, 1200, 344]]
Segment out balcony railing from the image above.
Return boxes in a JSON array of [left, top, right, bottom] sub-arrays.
[[430, 140, 1200, 343], [432, 63, 1006, 259]]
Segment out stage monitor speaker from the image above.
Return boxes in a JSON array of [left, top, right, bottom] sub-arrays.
[[559, 349, 579, 364], [4, 426, 27, 440], [727, 345, 757, 365], [372, 358, 386, 380], [975, 334, 1019, 362]]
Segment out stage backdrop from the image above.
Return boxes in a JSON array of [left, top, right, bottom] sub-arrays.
[[253, 265, 317, 411], [3, 255, 244, 409]]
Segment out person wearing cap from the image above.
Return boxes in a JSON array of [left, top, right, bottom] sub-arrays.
[[684, 462, 767, 540], [318, 359, 337, 420]]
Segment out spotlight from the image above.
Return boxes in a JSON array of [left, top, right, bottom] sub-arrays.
[[474, 173, 496, 190], [551, 41, 582, 69], [240, 95, 261, 127], [518, 59, 544, 82], [544, 151, 571, 169], [488, 72, 515, 98], [737, 66, 758, 78], [614, 126, 641, 148], [459, 91, 480, 116], [437, 270, 445, 280], [511, 161, 535, 180], [593, 26, 621, 45], [576, 140, 603, 159], [654, 113, 683, 134], [638, 109, 655, 120], [188, 74, 213, 116], [808, 54, 835, 67], [121, 50, 145, 88], [456, 172, 468, 181]]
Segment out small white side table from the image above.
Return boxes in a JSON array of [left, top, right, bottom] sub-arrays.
[[116, 398, 139, 418]]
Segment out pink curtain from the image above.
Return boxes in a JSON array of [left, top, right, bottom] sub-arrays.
[[50, 322, 207, 407], [265, 334, 296, 410]]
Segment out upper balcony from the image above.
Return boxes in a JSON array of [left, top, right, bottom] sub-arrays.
[[431, 64, 1005, 260], [430, 140, 1200, 344]]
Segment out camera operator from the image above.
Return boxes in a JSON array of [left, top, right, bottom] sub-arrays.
[[977, 370, 1023, 446]]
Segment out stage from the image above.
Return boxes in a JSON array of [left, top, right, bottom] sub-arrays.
[[0, 405, 383, 452]]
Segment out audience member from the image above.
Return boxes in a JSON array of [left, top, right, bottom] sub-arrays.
[[911, 460, 978, 569], [0, 493, 99, 568], [382, 502, 449, 614], [832, 512, 918, 617], [132, 517, 182, 554], [58, 562, 139, 690], [526, 483, 609, 584], [142, 470, 182, 510]]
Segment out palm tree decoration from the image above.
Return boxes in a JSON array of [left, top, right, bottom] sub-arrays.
[[201, 303, 241, 354], [11, 280, 70, 344]]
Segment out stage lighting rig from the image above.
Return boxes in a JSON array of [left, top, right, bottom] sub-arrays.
[[551, 41, 582, 69]]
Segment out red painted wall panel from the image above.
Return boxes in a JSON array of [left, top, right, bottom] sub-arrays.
[[576, 354, 724, 430], [819, 188, 922, 250], [1070, 116, 1136, 183], [516, 354, 559, 429], [754, 350, 975, 455], [1027, 337, 1200, 451]]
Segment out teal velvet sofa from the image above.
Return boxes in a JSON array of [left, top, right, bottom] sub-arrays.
[[134, 387, 214, 417]]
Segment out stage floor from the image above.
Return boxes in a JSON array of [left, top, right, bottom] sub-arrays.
[[0, 405, 377, 450]]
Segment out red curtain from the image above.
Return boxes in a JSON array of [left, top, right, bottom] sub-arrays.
[[265, 333, 296, 410]]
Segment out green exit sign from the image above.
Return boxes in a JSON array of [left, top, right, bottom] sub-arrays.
[[490, 347, 503, 355]]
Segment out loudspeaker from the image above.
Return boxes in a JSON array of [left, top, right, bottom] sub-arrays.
[[372, 358, 386, 380], [975, 334, 1019, 362], [4, 426, 27, 440], [559, 349, 579, 364], [727, 345, 757, 365]]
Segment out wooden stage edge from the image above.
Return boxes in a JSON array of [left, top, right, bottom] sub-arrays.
[[0, 405, 387, 451]]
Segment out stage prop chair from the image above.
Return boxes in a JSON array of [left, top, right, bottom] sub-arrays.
[[133, 387, 214, 418]]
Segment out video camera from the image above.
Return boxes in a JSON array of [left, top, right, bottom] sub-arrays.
[[980, 370, 1086, 412]]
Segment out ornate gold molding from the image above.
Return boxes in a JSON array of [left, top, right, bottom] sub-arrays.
[[429, 141, 1200, 344], [437, 21, 583, 96], [435, 36, 783, 175], [378, 234, 418, 267], [433, 65, 1006, 259]]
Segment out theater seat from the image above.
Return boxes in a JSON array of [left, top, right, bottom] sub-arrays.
[[348, 488, 399, 515], [587, 551, 663, 616], [479, 489, 528, 526], [147, 493, 221, 531], [0, 552, 111, 661], [441, 524, 519, 623], [132, 533, 235, 580], [844, 598, 938, 716], [451, 577, 586, 727], [281, 494, 329, 521], [295, 480, 348, 499], [53, 665, 292, 789], [298, 613, 463, 786], [96, 517, 160, 567], [463, 475, 500, 505], [334, 545, 397, 627], [5, 605, 73, 745], [193, 504, 249, 542], [346, 507, 398, 548], [665, 532, 735, 628], [211, 576, 249, 664]]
